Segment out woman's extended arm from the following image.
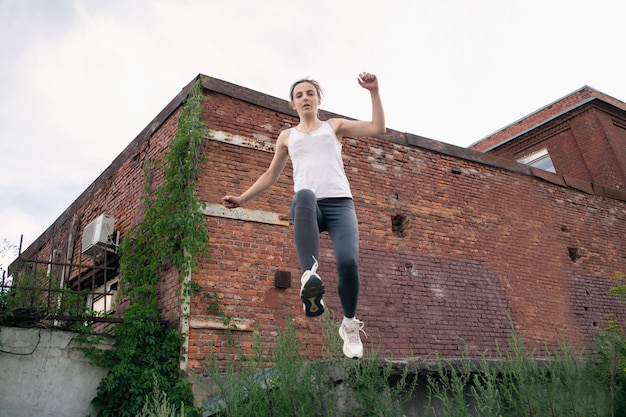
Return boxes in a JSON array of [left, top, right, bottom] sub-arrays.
[[221, 130, 290, 208], [331, 72, 385, 138]]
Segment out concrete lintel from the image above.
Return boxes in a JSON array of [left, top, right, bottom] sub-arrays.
[[209, 129, 275, 153], [189, 316, 254, 332], [200, 203, 290, 226]]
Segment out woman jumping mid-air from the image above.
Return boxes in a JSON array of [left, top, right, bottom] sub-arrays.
[[221, 72, 385, 359]]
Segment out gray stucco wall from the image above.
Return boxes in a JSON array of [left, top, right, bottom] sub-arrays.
[[0, 326, 113, 417]]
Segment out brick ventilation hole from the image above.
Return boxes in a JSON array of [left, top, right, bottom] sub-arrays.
[[568, 247, 580, 262], [391, 214, 409, 238]]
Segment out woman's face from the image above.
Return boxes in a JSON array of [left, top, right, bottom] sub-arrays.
[[290, 81, 321, 116]]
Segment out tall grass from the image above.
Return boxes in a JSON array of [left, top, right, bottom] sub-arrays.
[[203, 314, 416, 417], [135, 379, 187, 417], [137, 314, 625, 417], [426, 332, 614, 417]]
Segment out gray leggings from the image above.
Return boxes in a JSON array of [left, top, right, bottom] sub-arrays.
[[290, 189, 360, 318]]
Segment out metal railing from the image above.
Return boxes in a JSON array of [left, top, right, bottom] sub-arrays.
[[1, 256, 124, 324]]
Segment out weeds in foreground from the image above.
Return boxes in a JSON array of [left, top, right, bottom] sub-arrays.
[[426, 338, 612, 417], [136, 378, 187, 417], [199, 314, 623, 417], [203, 314, 416, 417], [136, 315, 625, 417], [136, 272, 626, 417]]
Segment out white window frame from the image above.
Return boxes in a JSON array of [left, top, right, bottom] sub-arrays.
[[87, 278, 119, 313], [518, 148, 556, 173]]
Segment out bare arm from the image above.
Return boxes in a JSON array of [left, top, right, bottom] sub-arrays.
[[221, 130, 290, 208], [331, 72, 386, 138]]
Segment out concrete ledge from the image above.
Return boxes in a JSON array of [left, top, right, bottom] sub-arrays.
[[189, 316, 255, 332], [200, 203, 290, 226], [209, 129, 275, 153], [593, 183, 626, 201], [530, 167, 567, 187], [564, 175, 595, 195]]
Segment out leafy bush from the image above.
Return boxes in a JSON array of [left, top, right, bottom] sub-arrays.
[[88, 304, 195, 417], [202, 312, 623, 416]]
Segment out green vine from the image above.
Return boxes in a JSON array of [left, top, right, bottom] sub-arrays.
[[88, 79, 209, 417]]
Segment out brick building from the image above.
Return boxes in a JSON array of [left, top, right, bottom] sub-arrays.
[[10, 75, 626, 376], [470, 86, 626, 190]]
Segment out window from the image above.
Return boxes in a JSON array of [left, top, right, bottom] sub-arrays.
[[87, 278, 118, 313], [518, 149, 555, 173]]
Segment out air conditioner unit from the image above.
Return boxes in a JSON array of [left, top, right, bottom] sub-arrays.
[[81, 214, 117, 257]]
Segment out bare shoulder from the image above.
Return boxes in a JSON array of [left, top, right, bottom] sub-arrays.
[[327, 117, 349, 140], [327, 118, 346, 131], [277, 128, 290, 142], [275, 128, 291, 152]]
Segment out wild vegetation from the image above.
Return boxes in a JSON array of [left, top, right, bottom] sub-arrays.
[[137, 288, 626, 417], [81, 79, 209, 417]]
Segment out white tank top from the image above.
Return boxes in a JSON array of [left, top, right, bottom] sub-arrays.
[[288, 121, 353, 199]]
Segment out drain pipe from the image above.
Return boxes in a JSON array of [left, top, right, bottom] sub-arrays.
[[55, 215, 80, 323]]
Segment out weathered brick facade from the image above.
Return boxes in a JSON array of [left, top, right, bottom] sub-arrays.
[[471, 86, 626, 190], [13, 75, 626, 376]]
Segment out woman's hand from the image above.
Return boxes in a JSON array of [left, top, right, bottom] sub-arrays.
[[221, 195, 243, 209], [357, 72, 379, 91]]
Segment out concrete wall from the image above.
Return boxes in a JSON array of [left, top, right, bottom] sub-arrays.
[[0, 326, 113, 417]]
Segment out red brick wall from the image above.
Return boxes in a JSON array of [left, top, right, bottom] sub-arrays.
[[479, 105, 626, 190], [73, 109, 186, 324], [185, 90, 626, 374], [470, 86, 626, 152], [14, 104, 186, 332], [13, 78, 626, 377]]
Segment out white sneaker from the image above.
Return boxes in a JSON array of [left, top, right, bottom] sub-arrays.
[[300, 257, 325, 317], [339, 318, 366, 359]]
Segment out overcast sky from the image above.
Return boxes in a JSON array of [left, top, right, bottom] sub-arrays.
[[1, 0, 625, 271]]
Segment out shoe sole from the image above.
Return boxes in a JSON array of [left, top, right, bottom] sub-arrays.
[[300, 275, 325, 317]]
